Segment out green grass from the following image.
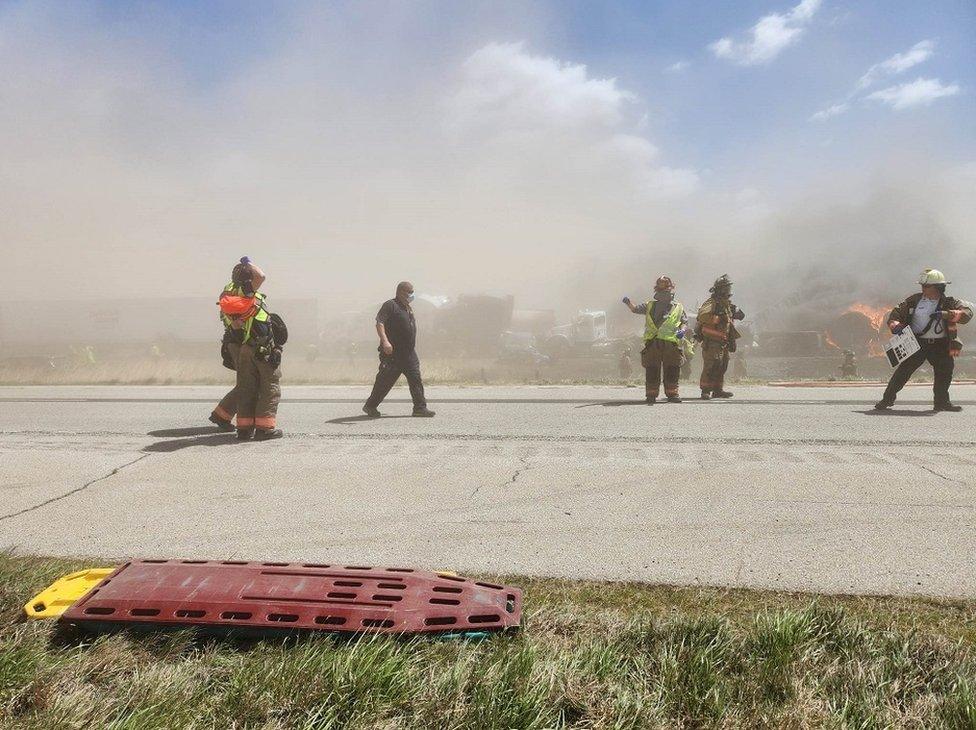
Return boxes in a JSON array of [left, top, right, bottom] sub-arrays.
[[1, 554, 974, 729]]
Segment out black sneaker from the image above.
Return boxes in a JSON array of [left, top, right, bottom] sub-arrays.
[[362, 404, 381, 418], [713, 390, 734, 398], [934, 402, 962, 412], [253, 428, 284, 440], [209, 413, 235, 431], [237, 428, 255, 440], [645, 396, 657, 404], [667, 395, 682, 403], [873, 399, 894, 410], [412, 407, 436, 417], [700, 390, 711, 400]]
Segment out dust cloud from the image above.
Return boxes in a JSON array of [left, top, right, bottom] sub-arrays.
[[1, 1, 973, 348]]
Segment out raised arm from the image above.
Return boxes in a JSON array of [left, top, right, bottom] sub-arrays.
[[248, 263, 267, 291]]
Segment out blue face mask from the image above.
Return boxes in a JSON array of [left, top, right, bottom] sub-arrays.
[[407, 293, 415, 303]]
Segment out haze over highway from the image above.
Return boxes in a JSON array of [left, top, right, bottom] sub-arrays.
[[2, 384, 974, 598]]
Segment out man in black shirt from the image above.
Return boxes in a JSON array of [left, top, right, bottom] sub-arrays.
[[363, 281, 435, 417]]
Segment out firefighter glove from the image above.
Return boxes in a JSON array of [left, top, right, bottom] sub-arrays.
[[268, 347, 282, 369]]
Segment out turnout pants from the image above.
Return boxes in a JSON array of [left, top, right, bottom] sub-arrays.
[[366, 350, 427, 410], [235, 343, 281, 430], [641, 339, 682, 399], [882, 339, 954, 405], [700, 340, 730, 393], [212, 342, 241, 422]]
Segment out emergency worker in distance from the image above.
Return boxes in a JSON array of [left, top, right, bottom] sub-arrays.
[[210, 257, 266, 431], [622, 275, 688, 404], [875, 268, 972, 412], [695, 274, 744, 400], [216, 257, 283, 440]]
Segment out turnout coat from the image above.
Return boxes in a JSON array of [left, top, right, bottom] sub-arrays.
[[888, 293, 973, 357]]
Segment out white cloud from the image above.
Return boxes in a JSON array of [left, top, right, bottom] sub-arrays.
[[710, 0, 821, 66], [810, 39, 941, 122], [856, 40, 935, 91], [809, 102, 849, 122], [666, 61, 689, 73], [866, 77, 960, 110], [453, 42, 635, 132], [451, 42, 698, 199]]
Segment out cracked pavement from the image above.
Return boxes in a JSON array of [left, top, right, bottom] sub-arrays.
[[1, 383, 974, 598]]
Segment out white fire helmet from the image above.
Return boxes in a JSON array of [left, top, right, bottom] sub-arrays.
[[918, 269, 950, 286]]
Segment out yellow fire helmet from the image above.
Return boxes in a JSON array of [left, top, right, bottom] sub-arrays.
[[919, 269, 949, 286]]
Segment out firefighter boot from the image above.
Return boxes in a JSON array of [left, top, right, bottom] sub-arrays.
[[209, 413, 235, 432], [667, 395, 682, 403], [713, 390, 734, 398], [254, 428, 284, 440], [874, 398, 894, 410], [934, 401, 962, 412], [237, 428, 255, 441]]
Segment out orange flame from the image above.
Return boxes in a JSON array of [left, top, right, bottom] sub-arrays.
[[845, 302, 889, 332]]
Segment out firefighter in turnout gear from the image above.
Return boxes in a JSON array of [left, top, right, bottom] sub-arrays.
[[696, 274, 745, 399], [623, 276, 689, 404], [216, 258, 283, 440], [875, 269, 972, 412], [210, 257, 267, 431]]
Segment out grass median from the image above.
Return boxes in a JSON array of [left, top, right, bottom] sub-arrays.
[[1, 554, 974, 728]]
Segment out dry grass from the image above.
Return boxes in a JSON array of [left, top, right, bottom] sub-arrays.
[[1, 554, 974, 728], [0, 356, 640, 387]]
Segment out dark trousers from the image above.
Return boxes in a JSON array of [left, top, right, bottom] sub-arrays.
[[235, 344, 281, 429], [366, 350, 427, 409], [700, 340, 730, 393], [646, 363, 680, 399], [642, 340, 681, 398], [883, 339, 954, 404], [212, 342, 241, 421]]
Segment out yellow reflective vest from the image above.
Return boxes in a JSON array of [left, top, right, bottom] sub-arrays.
[[643, 301, 684, 344]]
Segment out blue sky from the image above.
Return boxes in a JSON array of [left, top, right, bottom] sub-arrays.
[[1, 0, 974, 305], [72, 0, 973, 197]]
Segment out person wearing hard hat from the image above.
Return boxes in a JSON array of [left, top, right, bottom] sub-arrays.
[[622, 276, 688, 403], [695, 275, 745, 399], [875, 269, 973, 412], [209, 257, 267, 432], [214, 257, 285, 440]]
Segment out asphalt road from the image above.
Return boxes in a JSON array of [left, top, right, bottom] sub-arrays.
[[2, 383, 974, 598]]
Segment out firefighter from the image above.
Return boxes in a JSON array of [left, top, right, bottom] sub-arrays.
[[216, 258, 283, 440], [840, 349, 858, 379], [622, 275, 688, 403], [696, 274, 745, 399], [209, 257, 266, 431], [875, 269, 972, 412]]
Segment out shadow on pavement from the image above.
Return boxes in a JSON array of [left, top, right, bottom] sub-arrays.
[[326, 414, 415, 425], [577, 399, 975, 409], [147, 426, 226, 438], [143, 432, 239, 453], [857, 409, 936, 417], [583, 400, 648, 407]]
